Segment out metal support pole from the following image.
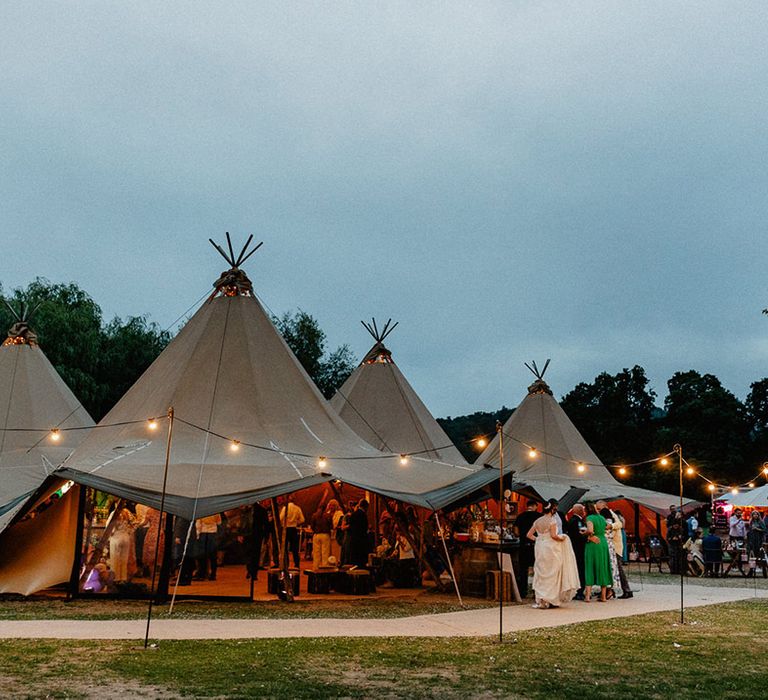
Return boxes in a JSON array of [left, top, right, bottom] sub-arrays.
[[434, 511, 464, 608], [674, 443, 684, 625], [497, 420, 504, 643], [144, 407, 175, 649]]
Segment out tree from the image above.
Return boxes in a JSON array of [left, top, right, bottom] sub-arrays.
[[560, 365, 658, 467], [273, 309, 356, 399], [437, 407, 514, 462], [658, 370, 751, 485], [0, 279, 170, 420]]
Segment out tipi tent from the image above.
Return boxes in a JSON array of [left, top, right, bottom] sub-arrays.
[[55, 238, 491, 517], [0, 303, 93, 532], [719, 484, 768, 508], [476, 363, 695, 514], [330, 319, 466, 465]]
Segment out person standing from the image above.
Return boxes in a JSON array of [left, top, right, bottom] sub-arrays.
[[279, 495, 305, 568], [746, 510, 766, 576], [729, 508, 746, 544], [195, 513, 222, 580], [347, 499, 372, 568], [109, 508, 136, 583], [526, 502, 580, 608], [310, 505, 332, 569], [514, 501, 541, 598], [597, 501, 632, 599], [565, 503, 588, 600], [583, 504, 612, 602]]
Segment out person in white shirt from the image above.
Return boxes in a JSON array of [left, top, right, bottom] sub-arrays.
[[195, 513, 222, 581], [729, 509, 746, 543], [279, 495, 305, 568]]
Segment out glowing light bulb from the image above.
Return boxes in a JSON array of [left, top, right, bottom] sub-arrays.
[[660, 457, 669, 466], [147, 419, 158, 431], [732, 487, 739, 495], [708, 484, 715, 492], [618, 467, 627, 476], [528, 448, 538, 459], [230, 440, 240, 452], [763, 467, 768, 476], [749, 482, 755, 488], [50, 429, 61, 442], [476, 437, 487, 449], [686, 467, 695, 476], [576, 463, 586, 473], [399, 454, 409, 466], [318, 456, 327, 468]]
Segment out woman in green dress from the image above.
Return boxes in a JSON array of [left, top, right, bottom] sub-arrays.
[[583, 503, 612, 602]]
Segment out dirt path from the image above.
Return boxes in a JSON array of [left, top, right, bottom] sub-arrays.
[[0, 583, 764, 639]]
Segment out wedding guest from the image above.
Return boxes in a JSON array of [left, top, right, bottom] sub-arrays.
[[565, 503, 588, 600], [583, 504, 612, 602]]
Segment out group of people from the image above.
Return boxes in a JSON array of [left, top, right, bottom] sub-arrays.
[[516, 499, 633, 609]]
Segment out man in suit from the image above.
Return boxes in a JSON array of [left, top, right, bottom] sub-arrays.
[[513, 501, 541, 598], [566, 503, 588, 600]]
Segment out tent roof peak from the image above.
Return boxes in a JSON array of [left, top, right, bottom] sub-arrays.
[[361, 318, 398, 364], [3, 299, 41, 346], [208, 233, 263, 298], [524, 359, 552, 395]]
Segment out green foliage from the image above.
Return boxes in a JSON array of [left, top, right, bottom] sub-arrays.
[[273, 309, 356, 399], [561, 365, 657, 465], [438, 407, 513, 461], [0, 279, 171, 420]]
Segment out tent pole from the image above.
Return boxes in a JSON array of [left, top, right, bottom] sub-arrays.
[[249, 503, 257, 601], [497, 420, 504, 643], [434, 511, 463, 608], [144, 406, 175, 650], [67, 484, 87, 601], [157, 512, 175, 603], [674, 444, 684, 624]]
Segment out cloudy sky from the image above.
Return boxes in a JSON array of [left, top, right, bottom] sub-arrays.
[[2, 2, 767, 417]]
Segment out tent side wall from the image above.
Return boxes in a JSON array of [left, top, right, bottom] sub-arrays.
[[0, 483, 79, 596]]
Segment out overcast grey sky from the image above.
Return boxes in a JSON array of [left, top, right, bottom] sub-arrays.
[[2, 2, 767, 417]]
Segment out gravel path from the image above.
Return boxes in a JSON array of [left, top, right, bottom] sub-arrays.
[[0, 583, 764, 640]]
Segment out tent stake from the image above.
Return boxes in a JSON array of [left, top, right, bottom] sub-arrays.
[[144, 407, 175, 649]]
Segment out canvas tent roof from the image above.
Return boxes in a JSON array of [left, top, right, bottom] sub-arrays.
[[57, 250, 491, 516], [476, 374, 695, 514], [0, 325, 93, 532], [330, 320, 467, 465], [719, 484, 768, 508]]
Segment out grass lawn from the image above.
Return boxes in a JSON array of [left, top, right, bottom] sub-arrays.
[[1, 600, 766, 698]]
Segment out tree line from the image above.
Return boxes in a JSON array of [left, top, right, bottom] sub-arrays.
[[3, 279, 765, 498], [439, 365, 768, 499]]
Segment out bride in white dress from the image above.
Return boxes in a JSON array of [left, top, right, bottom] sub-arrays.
[[527, 504, 581, 608]]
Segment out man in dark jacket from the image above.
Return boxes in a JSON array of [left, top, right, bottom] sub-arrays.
[[513, 501, 541, 598], [566, 503, 588, 600]]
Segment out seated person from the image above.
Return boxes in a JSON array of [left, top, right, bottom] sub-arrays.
[[701, 529, 723, 577]]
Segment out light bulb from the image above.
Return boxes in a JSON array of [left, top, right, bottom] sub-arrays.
[[618, 467, 627, 476], [147, 419, 158, 431], [476, 437, 487, 449], [230, 440, 240, 452], [399, 454, 409, 466], [686, 467, 695, 476], [660, 457, 669, 466], [528, 448, 537, 459], [732, 487, 739, 495], [318, 456, 327, 468], [50, 429, 61, 442], [749, 482, 755, 488], [708, 484, 715, 492], [577, 463, 586, 473]]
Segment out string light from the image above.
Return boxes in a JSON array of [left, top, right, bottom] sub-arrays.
[[528, 448, 538, 459], [748, 482, 755, 488], [686, 467, 695, 476], [230, 440, 240, 452], [147, 419, 158, 431], [49, 429, 60, 442], [399, 454, 409, 466], [318, 456, 327, 468], [708, 484, 715, 492], [763, 467, 768, 476], [731, 487, 739, 495], [475, 437, 487, 449], [576, 463, 586, 473], [659, 457, 669, 466], [618, 467, 627, 476]]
